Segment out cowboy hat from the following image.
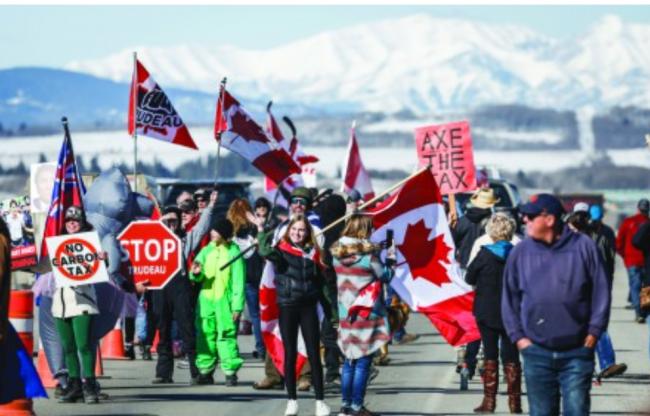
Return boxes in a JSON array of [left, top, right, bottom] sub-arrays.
[[470, 188, 500, 209]]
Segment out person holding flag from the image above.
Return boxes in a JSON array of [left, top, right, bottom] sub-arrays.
[[258, 214, 335, 416], [331, 214, 394, 416]]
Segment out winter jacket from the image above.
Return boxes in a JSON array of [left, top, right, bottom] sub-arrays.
[[189, 241, 245, 317], [632, 222, 650, 284], [589, 222, 616, 282], [259, 232, 332, 315], [233, 224, 264, 288], [616, 213, 649, 268], [52, 285, 99, 319], [452, 207, 492, 268], [501, 226, 611, 351], [331, 236, 392, 359], [468, 233, 521, 266], [465, 241, 513, 330]]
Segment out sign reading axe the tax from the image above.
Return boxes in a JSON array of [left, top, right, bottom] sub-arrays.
[[414, 121, 477, 195]]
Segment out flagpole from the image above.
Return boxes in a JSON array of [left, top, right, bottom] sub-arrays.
[[214, 77, 227, 190], [317, 166, 429, 237], [132, 51, 138, 193]]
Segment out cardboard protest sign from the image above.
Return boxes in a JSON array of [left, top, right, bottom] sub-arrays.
[[2, 195, 37, 270], [46, 231, 109, 288], [414, 121, 477, 195]]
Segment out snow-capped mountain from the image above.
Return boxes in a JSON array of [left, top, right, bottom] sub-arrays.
[[64, 14, 650, 114]]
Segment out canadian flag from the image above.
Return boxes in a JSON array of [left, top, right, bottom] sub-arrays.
[[215, 88, 301, 184], [342, 124, 374, 201], [264, 104, 319, 205], [368, 169, 480, 346], [128, 59, 198, 150]]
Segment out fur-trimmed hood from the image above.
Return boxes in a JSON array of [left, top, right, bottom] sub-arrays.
[[330, 236, 380, 260]]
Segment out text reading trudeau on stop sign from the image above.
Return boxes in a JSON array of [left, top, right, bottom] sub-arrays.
[[118, 221, 182, 289]]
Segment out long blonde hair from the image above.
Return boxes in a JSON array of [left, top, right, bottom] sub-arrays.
[[227, 198, 253, 235], [341, 214, 373, 239]]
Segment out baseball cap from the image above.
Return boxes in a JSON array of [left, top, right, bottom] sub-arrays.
[[179, 199, 197, 213], [346, 189, 362, 204], [573, 202, 589, 213], [519, 193, 565, 217], [638, 198, 650, 213]]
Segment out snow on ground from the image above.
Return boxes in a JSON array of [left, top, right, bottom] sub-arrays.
[[2, 129, 650, 177]]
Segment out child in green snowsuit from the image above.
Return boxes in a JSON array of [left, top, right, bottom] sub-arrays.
[[189, 218, 245, 386]]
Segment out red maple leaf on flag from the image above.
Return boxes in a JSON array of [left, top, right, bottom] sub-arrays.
[[397, 219, 453, 287], [230, 109, 269, 144]]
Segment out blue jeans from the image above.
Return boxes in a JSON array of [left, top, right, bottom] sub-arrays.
[[522, 343, 594, 416], [245, 283, 265, 355], [595, 331, 616, 372], [341, 354, 373, 410], [627, 267, 645, 318], [135, 296, 147, 342]]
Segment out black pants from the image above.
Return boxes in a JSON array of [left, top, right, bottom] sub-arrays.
[[279, 303, 324, 400], [478, 323, 520, 364], [152, 274, 198, 379]]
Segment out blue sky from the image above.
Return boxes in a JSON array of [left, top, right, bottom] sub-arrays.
[[2, 5, 650, 69]]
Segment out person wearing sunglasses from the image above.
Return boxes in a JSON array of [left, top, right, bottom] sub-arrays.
[[151, 191, 217, 386], [502, 194, 610, 416]]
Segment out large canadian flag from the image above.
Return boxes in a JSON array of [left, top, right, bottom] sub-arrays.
[[128, 59, 198, 150], [214, 88, 301, 184], [342, 125, 374, 201], [264, 104, 319, 205], [369, 169, 480, 346]]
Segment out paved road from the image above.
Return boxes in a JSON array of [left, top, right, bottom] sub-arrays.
[[34, 258, 650, 415]]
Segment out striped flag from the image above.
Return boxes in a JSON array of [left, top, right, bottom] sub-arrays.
[[39, 121, 86, 260]]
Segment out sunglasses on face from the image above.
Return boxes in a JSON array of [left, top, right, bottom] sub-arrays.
[[291, 198, 308, 207], [523, 212, 546, 221], [162, 219, 179, 226]]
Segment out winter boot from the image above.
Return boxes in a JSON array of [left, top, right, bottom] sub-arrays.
[[503, 362, 522, 414], [474, 360, 498, 413], [83, 377, 99, 404], [125, 343, 135, 360], [58, 377, 83, 403]]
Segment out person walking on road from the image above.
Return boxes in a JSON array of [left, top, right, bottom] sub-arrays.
[[502, 194, 611, 416], [258, 214, 334, 416], [190, 218, 245, 386], [465, 213, 521, 414], [616, 198, 649, 323], [568, 203, 627, 380], [331, 214, 393, 416]]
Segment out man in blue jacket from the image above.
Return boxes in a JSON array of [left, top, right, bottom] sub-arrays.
[[502, 194, 610, 416]]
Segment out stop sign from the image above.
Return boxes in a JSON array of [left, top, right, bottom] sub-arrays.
[[118, 220, 182, 289]]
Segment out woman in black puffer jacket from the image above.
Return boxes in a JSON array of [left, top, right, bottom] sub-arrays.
[[258, 214, 333, 416]]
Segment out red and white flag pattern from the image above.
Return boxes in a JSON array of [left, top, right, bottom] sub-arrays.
[[263, 104, 319, 205], [215, 89, 301, 184], [368, 169, 480, 346], [128, 59, 198, 150], [342, 125, 375, 201], [259, 242, 318, 378]]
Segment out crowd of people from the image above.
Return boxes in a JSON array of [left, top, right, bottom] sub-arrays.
[[2, 178, 649, 416]]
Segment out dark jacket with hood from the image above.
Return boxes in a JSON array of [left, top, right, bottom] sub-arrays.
[[258, 231, 332, 314], [465, 240, 513, 330], [501, 226, 611, 351], [453, 207, 492, 268]]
